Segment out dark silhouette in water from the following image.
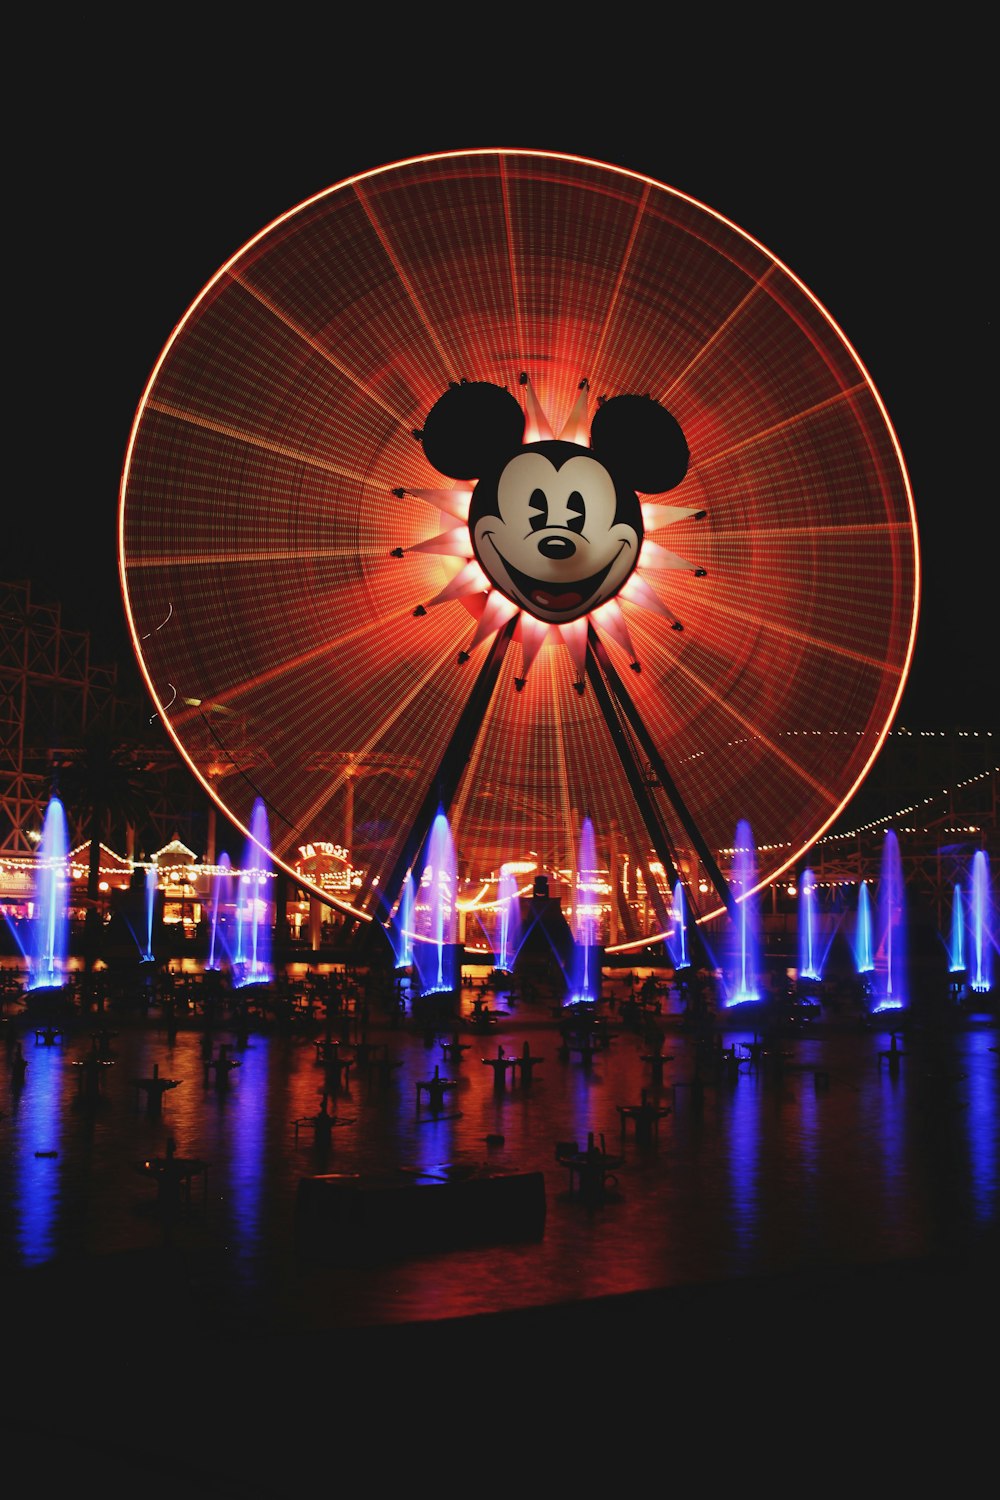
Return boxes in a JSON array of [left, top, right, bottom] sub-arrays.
[[134, 1060, 181, 1116], [516, 1039, 543, 1084], [313, 1093, 334, 1149], [11, 1039, 27, 1088], [416, 1064, 457, 1113], [205, 1043, 239, 1090]]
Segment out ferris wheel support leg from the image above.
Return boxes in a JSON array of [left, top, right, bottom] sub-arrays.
[[585, 625, 737, 928], [582, 645, 678, 934], [366, 617, 518, 935]]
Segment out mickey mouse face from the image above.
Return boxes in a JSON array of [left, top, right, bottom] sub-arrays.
[[470, 441, 643, 623], [415, 379, 690, 634]]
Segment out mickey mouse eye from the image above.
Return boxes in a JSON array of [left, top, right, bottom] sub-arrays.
[[567, 492, 585, 534], [528, 488, 549, 532]]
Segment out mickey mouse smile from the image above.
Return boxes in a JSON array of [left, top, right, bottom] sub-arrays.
[[480, 534, 628, 615]]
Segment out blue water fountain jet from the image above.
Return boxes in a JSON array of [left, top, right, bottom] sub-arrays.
[[873, 828, 906, 1013], [948, 882, 965, 978], [140, 866, 158, 964], [496, 862, 522, 974], [569, 817, 600, 1005], [234, 800, 272, 989], [27, 795, 70, 992], [728, 819, 762, 1008], [416, 809, 457, 996], [854, 881, 874, 975], [393, 870, 416, 970], [969, 850, 994, 995], [798, 868, 823, 982], [669, 880, 690, 970], [206, 852, 232, 972]]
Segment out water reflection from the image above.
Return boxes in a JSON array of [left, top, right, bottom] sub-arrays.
[[874, 1031, 912, 1242], [12, 1044, 63, 1264], [1, 974, 996, 1329], [725, 1064, 762, 1264], [793, 1054, 822, 1234], [224, 1036, 269, 1282], [966, 1034, 998, 1222]]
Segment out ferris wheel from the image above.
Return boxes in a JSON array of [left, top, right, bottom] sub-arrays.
[[118, 149, 919, 951]]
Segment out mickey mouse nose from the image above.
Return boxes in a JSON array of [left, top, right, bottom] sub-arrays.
[[538, 536, 576, 560]]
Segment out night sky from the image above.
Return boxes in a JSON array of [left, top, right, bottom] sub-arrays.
[[13, 44, 992, 738]]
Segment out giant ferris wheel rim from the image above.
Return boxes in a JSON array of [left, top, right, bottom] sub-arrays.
[[118, 147, 920, 935]]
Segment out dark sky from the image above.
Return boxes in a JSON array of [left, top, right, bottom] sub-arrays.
[[14, 48, 992, 736]]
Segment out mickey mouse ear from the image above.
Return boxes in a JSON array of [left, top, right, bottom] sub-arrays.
[[591, 394, 689, 493], [420, 381, 526, 480]]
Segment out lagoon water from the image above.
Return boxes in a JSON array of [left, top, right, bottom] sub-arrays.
[[3, 972, 996, 1325], [2, 965, 997, 1494]]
